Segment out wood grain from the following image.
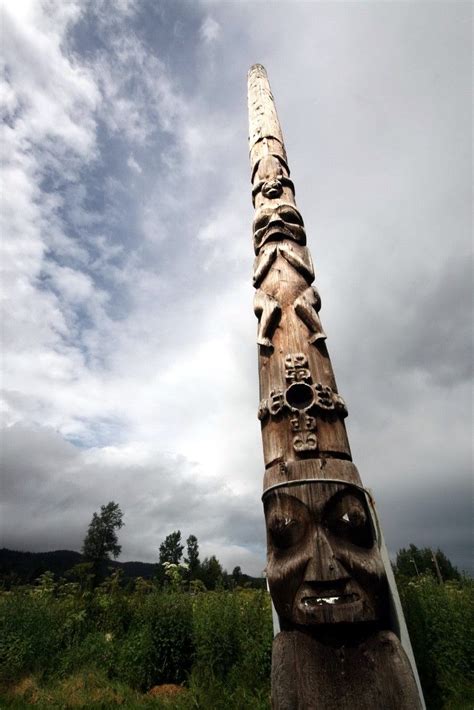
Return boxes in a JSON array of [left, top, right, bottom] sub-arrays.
[[247, 64, 423, 708]]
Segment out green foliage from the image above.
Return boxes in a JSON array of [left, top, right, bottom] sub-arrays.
[[81, 502, 124, 583], [198, 555, 223, 590], [159, 531, 184, 566], [117, 590, 194, 690], [193, 590, 272, 690], [231, 566, 242, 585], [399, 574, 474, 709], [193, 591, 241, 679], [0, 668, 269, 709], [0, 669, 193, 709], [59, 631, 118, 679], [65, 562, 95, 592], [162, 562, 188, 592], [189, 579, 206, 594], [0, 579, 271, 703], [2, 567, 471, 710], [185, 534, 200, 579], [33, 571, 56, 596], [0, 592, 64, 682], [395, 544, 461, 581]]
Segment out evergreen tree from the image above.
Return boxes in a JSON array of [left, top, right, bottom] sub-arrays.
[[159, 530, 184, 565], [199, 555, 223, 590], [185, 534, 200, 578], [81, 501, 124, 583], [395, 544, 460, 581], [231, 565, 242, 586]]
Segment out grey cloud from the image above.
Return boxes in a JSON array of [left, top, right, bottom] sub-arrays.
[[0, 423, 267, 573], [397, 255, 472, 386], [2, 1, 471, 577], [379, 473, 473, 575]]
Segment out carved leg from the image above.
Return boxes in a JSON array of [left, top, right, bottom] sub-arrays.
[[294, 287, 326, 344], [253, 244, 277, 287], [254, 289, 281, 349]]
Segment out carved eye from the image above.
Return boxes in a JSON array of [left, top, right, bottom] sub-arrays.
[[279, 208, 303, 226], [254, 213, 271, 231], [264, 493, 309, 552], [326, 494, 372, 548], [269, 516, 306, 550]]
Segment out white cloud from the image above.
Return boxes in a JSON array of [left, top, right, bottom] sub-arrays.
[[200, 16, 221, 44], [1, 2, 98, 156], [1, 0, 471, 576], [127, 154, 142, 174]]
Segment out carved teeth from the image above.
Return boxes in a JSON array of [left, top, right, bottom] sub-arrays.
[[302, 593, 358, 607]]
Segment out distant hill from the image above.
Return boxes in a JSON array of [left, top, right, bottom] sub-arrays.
[[0, 548, 156, 584]]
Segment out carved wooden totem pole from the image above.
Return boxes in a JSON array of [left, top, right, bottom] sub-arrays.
[[247, 65, 425, 709]]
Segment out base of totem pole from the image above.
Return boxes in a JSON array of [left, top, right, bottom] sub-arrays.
[[271, 629, 422, 710]]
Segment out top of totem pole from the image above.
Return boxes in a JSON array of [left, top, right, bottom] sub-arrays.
[[247, 64, 289, 185], [247, 64, 357, 486]]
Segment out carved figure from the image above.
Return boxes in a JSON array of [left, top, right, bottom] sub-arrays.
[[252, 154, 295, 204], [253, 242, 314, 287], [253, 203, 306, 253], [294, 286, 326, 343], [254, 289, 281, 349], [264, 482, 387, 626], [247, 64, 424, 709]]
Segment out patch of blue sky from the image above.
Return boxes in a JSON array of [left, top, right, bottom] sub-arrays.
[[68, 0, 205, 94], [65, 415, 127, 450]]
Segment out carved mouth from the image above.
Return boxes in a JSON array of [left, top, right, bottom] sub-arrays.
[[301, 592, 359, 607], [255, 225, 293, 243], [266, 225, 292, 238]]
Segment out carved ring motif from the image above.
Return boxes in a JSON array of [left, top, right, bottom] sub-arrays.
[[257, 353, 347, 454]]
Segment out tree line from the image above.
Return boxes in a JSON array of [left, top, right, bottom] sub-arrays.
[[80, 501, 260, 590], [3, 501, 462, 590]]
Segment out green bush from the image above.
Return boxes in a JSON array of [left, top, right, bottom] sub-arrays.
[[232, 590, 272, 688], [0, 578, 273, 706], [192, 590, 272, 691], [193, 591, 241, 680], [399, 575, 474, 709], [117, 590, 194, 690], [7, 574, 472, 710], [0, 592, 65, 681], [116, 625, 156, 690], [59, 631, 118, 679]]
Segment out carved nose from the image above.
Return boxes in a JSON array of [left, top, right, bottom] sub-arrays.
[[303, 527, 347, 582], [268, 214, 284, 227]]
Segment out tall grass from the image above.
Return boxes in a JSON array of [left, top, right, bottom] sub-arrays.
[[0, 572, 472, 708], [399, 574, 474, 709], [0, 577, 272, 707]]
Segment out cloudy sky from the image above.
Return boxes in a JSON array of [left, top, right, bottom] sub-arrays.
[[1, 0, 472, 576]]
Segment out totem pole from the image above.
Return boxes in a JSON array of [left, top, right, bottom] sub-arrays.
[[247, 64, 424, 709]]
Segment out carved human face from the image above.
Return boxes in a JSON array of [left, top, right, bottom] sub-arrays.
[[253, 204, 306, 252], [264, 483, 387, 626]]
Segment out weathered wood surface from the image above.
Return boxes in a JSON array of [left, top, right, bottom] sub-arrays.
[[272, 630, 423, 710], [248, 64, 351, 468], [247, 64, 423, 709]]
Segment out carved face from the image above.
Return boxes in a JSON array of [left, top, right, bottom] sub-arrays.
[[253, 204, 306, 252], [254, 155, 290, 200], [264, 483, 387, 626]]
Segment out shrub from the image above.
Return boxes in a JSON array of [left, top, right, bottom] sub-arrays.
[[192, 589, 272, 692], [0, 593, 64, 681], [117, 590, 194, 690], [400, 575, 474, 709], [193, 591, 241, 680], [231, 590, 272, 688]]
